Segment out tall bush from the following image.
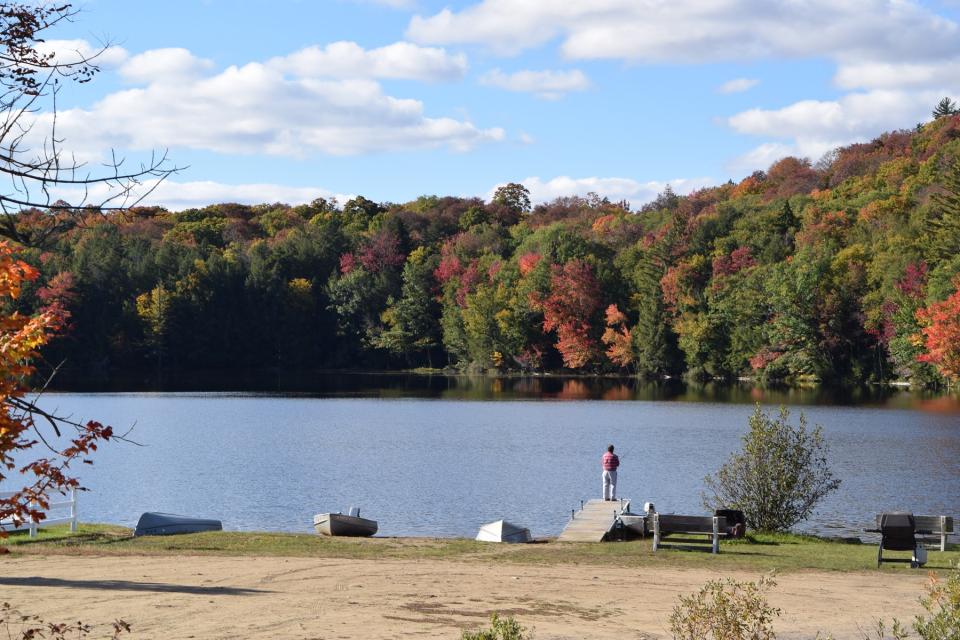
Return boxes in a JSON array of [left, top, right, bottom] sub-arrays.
[[669, 575, 779, 640], [913, 567, 960, 640], [866, 565, 960, 640], [461, 614, 531, 640], [703, 405, 840, 532]]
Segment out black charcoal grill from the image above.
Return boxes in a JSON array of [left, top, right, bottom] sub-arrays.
[[876, 512, 920, 568]]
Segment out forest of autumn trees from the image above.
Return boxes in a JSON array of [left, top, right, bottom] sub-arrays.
[[7, 115, 960, 388]]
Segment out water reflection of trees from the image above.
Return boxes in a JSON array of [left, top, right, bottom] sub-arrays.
[[557, 379, 590, 399], [602, 385, 633, 401], [47, 368, 960, 410]]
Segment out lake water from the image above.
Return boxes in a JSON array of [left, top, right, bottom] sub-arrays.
[[11, 377, 960, 538]]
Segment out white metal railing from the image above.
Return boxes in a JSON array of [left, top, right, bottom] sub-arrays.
[[0, 489, 78, 538]]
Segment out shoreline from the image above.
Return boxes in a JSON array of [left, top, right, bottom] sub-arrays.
[[8, 525, 959, 573]]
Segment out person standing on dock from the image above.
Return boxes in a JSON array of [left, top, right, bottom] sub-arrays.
[[601, 444, 620, 501]]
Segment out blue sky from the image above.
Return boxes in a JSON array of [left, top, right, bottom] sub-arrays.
[[38, 0, 960, 210]]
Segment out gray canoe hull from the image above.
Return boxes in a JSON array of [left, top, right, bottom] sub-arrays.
[[313, 513, 378, 537], [134, 512, 223, 537]]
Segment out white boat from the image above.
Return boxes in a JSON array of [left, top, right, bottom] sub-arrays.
[[617, 513, 648, 538], [476, 519, 531, 543], [313, 509, 378, 537]]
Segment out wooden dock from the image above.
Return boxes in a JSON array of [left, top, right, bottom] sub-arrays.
[[557, 498, 630, 542]]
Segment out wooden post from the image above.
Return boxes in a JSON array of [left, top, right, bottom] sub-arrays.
[[711, 517, 719, 554], [652, 513, 660, 552], [941, 515, 947, 553], [70, 488, 78, 533]]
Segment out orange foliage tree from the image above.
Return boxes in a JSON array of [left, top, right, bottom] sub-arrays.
[[0, 243, 113, 538], [602, 304, 633, 368], [915, 278, 960, 383]]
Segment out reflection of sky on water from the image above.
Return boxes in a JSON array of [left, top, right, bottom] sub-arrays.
[[5, 391, 957, 539]]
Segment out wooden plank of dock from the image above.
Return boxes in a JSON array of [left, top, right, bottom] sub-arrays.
[[557, 498, 630, 542]]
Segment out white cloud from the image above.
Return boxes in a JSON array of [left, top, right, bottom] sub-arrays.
[[34, 39, 128, 67], [30, 45, 502, 158], [727, 89, 951, 172], [51, 178, 354, 212], [268, 41, 467, 82], [405, 1, 960, 179], [407, 1, 960, 65], [718, 77, 759, 94], [491, 175, 713, 209], [144, 180, 353, 211], [834, 60, 960, 90], [119, 48, 215, 84], [728, 90, 936, 142], [479, 68, 589, 99], [726, 142, 807, 175]]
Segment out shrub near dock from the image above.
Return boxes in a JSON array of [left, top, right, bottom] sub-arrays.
[[702, 405, 840, 532]]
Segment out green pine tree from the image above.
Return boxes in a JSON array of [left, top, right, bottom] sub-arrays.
[[932, 97, 958, 119], [929, 159, 960, 261]]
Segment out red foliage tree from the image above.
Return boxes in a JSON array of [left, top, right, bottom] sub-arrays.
[[456, 260, 480, 307], [358, 229, 405, 273], [897, 261, 928, 298], [433, 254, 462, 284], [487, 259, 502, 282], [339, 252, 357, 274], [540, 260, 601, 368], [749, 347, 782, 371], [712, 246, 756, 279], [518, 252, 541, 276], [765, 157, 819, 198]]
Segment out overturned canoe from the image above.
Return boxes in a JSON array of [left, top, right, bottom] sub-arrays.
[[476, 519, 531, 543], [313, 512, 378, 537], [134, 512, 223, 537]]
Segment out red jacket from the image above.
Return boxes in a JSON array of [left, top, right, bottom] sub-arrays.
[[602, 452, 620, 471]]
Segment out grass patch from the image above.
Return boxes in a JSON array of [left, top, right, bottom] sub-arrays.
[[5, 524, 959, 574]]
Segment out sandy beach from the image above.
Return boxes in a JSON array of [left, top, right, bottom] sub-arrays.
[[0, 553, 931, 639]]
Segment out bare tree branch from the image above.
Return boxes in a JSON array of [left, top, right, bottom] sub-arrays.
[[0, 3, 181, 247]]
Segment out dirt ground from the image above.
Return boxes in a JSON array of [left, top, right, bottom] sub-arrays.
[[0, 554, 930, 639]]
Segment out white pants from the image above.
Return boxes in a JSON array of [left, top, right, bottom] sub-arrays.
[[602, 470, 617, 500]]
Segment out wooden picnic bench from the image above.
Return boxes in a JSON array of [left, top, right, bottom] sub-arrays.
[[874, 514, 953, 552], [652, 513, 728, 554]]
